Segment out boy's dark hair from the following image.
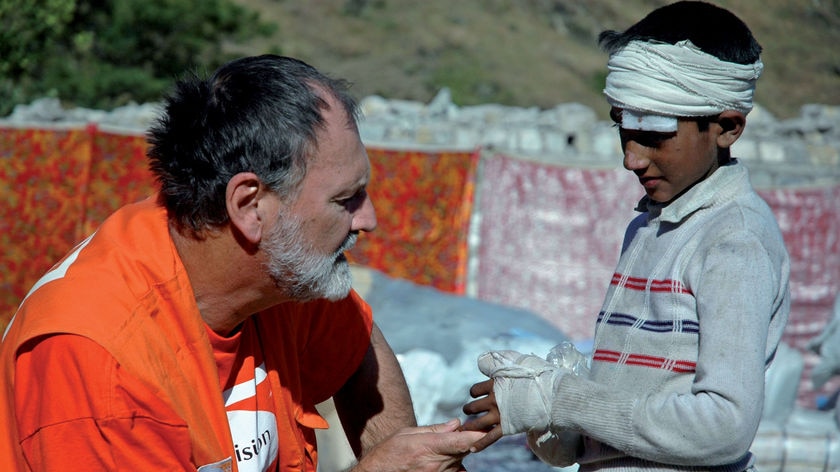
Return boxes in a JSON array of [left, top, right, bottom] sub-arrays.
[[147, 55, 359, 233], [598, 1, 762, 65]]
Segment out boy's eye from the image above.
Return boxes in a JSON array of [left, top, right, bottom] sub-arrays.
[[619, 129, 675, 148]]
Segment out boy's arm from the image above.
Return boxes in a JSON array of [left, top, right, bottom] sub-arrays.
[[548, 231, 782, 465], [464, 226, 786, 466]]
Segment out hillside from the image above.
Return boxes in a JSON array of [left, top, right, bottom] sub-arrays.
[[225, 0, 839, 120]]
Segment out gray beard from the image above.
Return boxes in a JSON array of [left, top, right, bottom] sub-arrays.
[[262, 215, 356, 302]]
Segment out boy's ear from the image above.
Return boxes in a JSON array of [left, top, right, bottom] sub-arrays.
[[226, 172, 267, 245], [715, 110, 746, 148]]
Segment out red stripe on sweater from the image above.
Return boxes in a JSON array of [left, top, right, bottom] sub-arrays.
[[610, 273, 693, 295], [593, 349, 696, 373]]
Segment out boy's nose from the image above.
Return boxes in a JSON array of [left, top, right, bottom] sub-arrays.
[[623, 144, 649, 171]]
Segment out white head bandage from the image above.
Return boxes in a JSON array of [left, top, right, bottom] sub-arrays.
[[604, 39, 763, 117], [620, 109, 678, 132]]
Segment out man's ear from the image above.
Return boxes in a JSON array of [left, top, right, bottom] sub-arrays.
[[715, 110, 746, 148], [226, 172, 267, 245]]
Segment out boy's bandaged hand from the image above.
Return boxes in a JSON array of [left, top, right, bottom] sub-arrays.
[[477, 350, 565, 435]]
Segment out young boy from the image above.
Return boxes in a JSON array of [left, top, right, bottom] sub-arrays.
[[462, 2, 791, 471]]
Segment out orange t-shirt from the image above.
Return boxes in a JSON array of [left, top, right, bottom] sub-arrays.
[[209, 319, 280, 472], [1, 197, 373, 471]]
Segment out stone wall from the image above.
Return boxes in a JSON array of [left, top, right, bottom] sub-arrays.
[[357, 89, 840, 189], [5, 94, 840, 190]]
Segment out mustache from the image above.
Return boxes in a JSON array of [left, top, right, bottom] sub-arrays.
[[337, 232, 358, 255]]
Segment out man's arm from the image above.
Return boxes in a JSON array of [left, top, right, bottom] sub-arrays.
[[333, 322, 417, 457], [14, 334, 195, 470], [332, 323, 485, 471]]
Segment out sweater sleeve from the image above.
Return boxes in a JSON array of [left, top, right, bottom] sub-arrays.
[[550, 227, 782, 466], [14, 334, 195, 471]]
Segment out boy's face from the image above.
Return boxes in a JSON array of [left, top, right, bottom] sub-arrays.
[[611, 107, 720, 204]]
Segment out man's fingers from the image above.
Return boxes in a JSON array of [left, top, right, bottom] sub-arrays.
[[444, 430, 488, 452], [355, 425, 483, 472], [416, 418, 461, 434], [407, 428, 486, 456], [468, 427, 504, 453]]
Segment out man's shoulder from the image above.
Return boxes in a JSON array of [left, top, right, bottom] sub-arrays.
[[5, 211, 195, 359], [254, 291, 373, 350]]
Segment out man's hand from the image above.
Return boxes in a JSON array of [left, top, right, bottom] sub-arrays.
[[351, 419, 485, 472], [460, 379, 503, 452]]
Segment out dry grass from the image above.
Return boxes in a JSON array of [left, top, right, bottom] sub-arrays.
[[226, 0, 839, 119]]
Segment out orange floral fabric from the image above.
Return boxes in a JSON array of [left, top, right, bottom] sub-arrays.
[[1, 132, 479, 329], [83, 128, 155, 234], [1, 126, 94, 327], [347, 147, 479, 294], [0, 126, 155, 331]]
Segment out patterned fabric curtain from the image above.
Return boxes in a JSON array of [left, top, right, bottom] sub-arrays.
[[1, 125, 94, 327], [347, 147, 479, 294]]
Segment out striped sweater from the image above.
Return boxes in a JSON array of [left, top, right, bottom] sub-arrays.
[[532, 161, 790, 471]]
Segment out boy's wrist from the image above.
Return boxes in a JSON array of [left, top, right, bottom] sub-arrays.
[[497, 369, 564, 434], [477, 350, 565, 434]]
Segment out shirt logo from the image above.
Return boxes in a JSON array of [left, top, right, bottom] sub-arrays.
[[198, 457, 233, 472], [224, 362, 279, 472]]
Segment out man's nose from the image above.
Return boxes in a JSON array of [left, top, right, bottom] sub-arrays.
[[352, 195, 377, 233]]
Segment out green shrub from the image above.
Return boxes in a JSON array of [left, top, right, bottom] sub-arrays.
[[0, 0, 274, 115]]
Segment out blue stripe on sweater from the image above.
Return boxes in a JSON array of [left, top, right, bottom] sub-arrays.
[[597, 312, 699, 334]]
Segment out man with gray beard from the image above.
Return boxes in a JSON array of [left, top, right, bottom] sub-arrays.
[[0, 55, 482, 472], [263, 212, 358, 303]]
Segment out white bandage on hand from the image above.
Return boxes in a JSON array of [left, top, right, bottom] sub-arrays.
[[477, 350, 565, 435]]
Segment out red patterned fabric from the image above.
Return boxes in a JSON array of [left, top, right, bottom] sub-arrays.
[[3, 127, 838, 410], [1, 126, 94, 327], [476, 152, 840, 407], [1, 135, 480, 328], [475, 153, 639, 340], [758, 185, 840, 407], [0, 126, 156, 331], [347, 147, 479, 294], [83, 127, 155, 234]]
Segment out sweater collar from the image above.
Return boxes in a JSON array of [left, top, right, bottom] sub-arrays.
[[635, 160, 751, 223]]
